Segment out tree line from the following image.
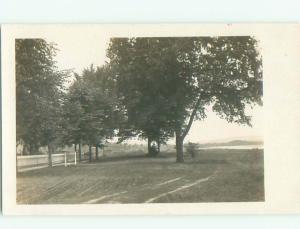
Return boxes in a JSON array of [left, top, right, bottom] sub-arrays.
[[16, 37, 263, 163]]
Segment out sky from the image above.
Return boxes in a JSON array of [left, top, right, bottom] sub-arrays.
[[47, 35, 263, 144]]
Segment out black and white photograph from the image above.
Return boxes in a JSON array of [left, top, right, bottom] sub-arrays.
[[2, 24, 300, 215], [15, 31, 264, 204]]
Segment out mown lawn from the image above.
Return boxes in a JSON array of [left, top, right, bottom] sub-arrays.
[[17, 149, 264, 204]]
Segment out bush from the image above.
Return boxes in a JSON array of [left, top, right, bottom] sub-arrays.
[[148, 144, 159, 157], [185, 142, 199, 158]]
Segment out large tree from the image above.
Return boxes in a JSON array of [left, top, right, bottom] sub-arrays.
[[16, 39, 69, 162], [107, 38, 175, 156], [107, 37, 263, 162]]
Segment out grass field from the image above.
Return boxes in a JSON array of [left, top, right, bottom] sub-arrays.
[[17, 149, 264, 204]]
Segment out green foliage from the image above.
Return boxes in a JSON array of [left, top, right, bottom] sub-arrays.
[[107, 38, 177, 145], [107, 37, 263, 161], [16, 39, 69, 154], [62, 65, 120, 147], [16, 36, 263, 162]]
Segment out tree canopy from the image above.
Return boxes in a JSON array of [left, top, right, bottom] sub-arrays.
[[62, 65, 120, 153], [16, 36, 263, 163], [107, 38, 177, 155], [16, 39, 69, 155], [107, 36, 263, 162]]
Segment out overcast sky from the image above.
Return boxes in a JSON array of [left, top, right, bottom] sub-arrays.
[[47, 35, 263, 144]]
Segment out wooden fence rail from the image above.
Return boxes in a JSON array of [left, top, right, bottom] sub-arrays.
[[17, 152, 73, 172]]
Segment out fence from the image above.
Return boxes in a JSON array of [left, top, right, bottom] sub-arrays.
[[17, 152, 76, 172], [17, 147, 105, 172]]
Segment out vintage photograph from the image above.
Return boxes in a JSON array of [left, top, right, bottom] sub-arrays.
[[15, 33, 264, 204]]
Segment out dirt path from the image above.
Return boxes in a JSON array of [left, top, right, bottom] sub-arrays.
[[83, 172, 217, 204], [84, 191, 128, 204], [144, 174, 214, 203]]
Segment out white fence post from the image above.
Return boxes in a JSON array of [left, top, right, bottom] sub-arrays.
[[74, 151, 77, 165]]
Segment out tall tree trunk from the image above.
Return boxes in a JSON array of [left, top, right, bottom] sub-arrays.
[[147, 137, 152, 156], [175, 131, 184, 163], [47, 144, 53, 167], [157, 139, 160, 154], [89, 144, 92, 162], [174, 95, 202, 163], [74, 144, 78, 163], [78, 142, 82, 161], [96, 144, 99, 160]]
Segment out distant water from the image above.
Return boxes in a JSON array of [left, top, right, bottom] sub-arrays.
[[199, 145, 263, 150]]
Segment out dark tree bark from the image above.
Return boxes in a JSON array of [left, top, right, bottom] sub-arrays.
[[96, 144, 99, 160], [175, 131, 184, 163], [175, 95, 202, 163], [47, 143, 53, 167], [78, 142, 82, 161], [74, 144, 78, 163], [89, 144, 92, 162], [147, 137, 152, 156], [157, 139, 161, 154]]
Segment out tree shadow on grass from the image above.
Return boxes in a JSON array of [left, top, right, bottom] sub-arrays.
[[91, 150, 228, 165], [92, 151, 175, 164], [191, 159, 228, 164]]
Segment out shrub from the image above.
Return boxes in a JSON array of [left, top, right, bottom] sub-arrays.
[[185, 142, 199, 158]]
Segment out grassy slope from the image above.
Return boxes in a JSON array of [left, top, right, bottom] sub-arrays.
[[17, 149, 264, 204]]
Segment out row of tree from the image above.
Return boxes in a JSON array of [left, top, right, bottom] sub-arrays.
[[16, 36, 263, 163]]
